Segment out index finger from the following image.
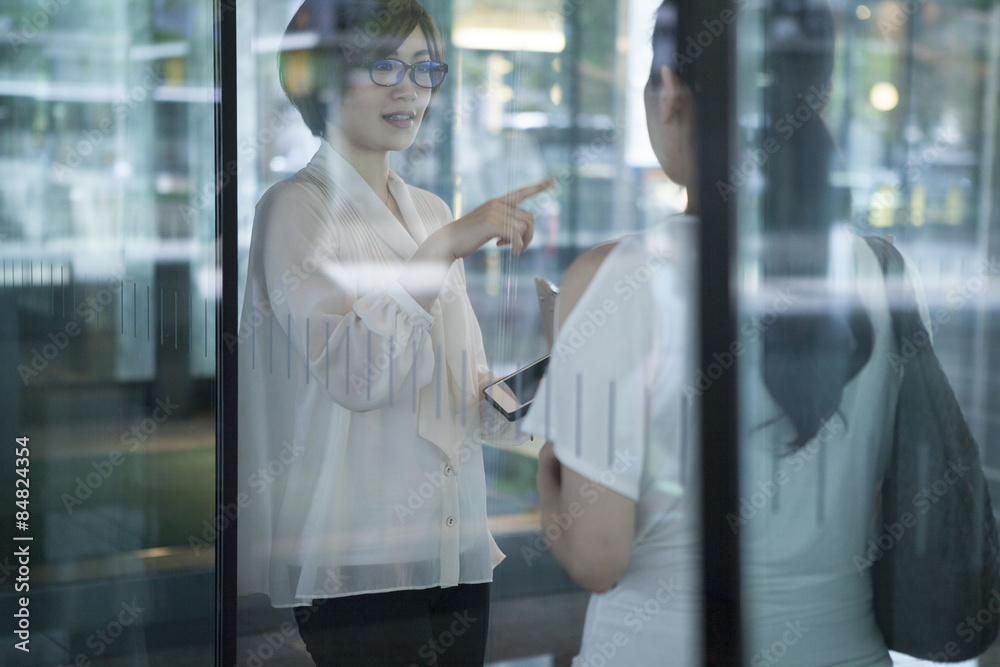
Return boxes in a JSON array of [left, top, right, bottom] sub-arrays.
[[503, 176, 556, 206]]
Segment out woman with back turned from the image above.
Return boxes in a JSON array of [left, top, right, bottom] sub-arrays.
[[525, 1, 931, 664]]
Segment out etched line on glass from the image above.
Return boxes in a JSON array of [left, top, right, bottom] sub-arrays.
[[389, 335, 395, 405], [461, 350, 467, 427], [575, 373, 583, 458], [916, 440, 929, 556], [545, 365, 551, 441], [772, 441, 780, 514], [435, 343, 442, 420], [680, 387, 692, 486], [646, 386, 654, 474], [816, 435, 826, 526], [607, 380, 616, 467]]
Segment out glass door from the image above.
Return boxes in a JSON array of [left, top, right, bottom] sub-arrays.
[[0, 0, 218, 663], [232, 0, 691, 665]]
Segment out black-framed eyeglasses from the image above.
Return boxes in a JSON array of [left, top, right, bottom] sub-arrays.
[[360, 59, 449, 89]]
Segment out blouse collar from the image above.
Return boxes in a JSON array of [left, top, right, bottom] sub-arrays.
[[305, 140, 423, 259]]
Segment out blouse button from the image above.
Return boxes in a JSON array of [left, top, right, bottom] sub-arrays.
[[445, 516, 456, 528], [444, 465, 454, 476]]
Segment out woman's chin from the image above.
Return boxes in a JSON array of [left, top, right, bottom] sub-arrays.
[[385, 137, 419, 154], [385, 127, 421, 151]]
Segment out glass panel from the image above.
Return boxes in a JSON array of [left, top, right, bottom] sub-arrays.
[[737, 1, 1000, 665], [0, 0, 216, 664], [235, 0, 696, 665]]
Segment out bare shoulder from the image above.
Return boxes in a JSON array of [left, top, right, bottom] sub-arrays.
[[559, 241, 619, 323]]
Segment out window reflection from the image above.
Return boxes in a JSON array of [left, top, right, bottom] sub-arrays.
[[0, 0, 215, 664], [737, 1, 1000, 666]]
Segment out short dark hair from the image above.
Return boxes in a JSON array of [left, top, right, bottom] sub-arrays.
[[278, 0, 445, 137], [647, 1, 695, 94]]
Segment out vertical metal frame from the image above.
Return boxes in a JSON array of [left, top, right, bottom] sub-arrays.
[[679, 0, 742, 662], [215, 0, 239, 664]]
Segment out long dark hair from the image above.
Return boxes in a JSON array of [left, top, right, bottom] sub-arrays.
[[758, 1, 873, 451], [650, 0, 873, 451]]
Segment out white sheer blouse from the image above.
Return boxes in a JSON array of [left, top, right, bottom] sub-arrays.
[[236, 141, 515, 607]]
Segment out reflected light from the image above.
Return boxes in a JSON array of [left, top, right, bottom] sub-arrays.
[[492, 85, 514, 103], [506, 112, 549, 129], [870, 186, 897, 227], [910, 186, 925, 226], [114, 161, 133, 179], [945, 187, 964, 225], [492, 56, 514, 75], [856, 5, 872, 20], [869, 82, 899, 111], [269, 156, 288, 173], [452, 28, 566, 53], [550, 84, 562, 106]]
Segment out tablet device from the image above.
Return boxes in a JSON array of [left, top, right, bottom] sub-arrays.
[[483, 355, 549, 421]]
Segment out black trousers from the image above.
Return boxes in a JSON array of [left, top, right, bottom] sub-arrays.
[[293, 583, 491, 667]]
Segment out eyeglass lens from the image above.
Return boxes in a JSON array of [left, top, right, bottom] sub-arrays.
[[370, 59, 447, 88]]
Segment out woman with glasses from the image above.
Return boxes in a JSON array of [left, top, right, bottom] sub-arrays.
[[237, 1, 552, 664]]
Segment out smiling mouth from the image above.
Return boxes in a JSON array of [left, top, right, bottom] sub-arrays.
[[383, 112, 416, 128]]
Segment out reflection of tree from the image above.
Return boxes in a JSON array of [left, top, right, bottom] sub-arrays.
[[571, 0, 617, 117], [912, 10, 982, 149]]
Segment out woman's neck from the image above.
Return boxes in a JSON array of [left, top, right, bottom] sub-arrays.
[[324, 128, 391, 198]]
